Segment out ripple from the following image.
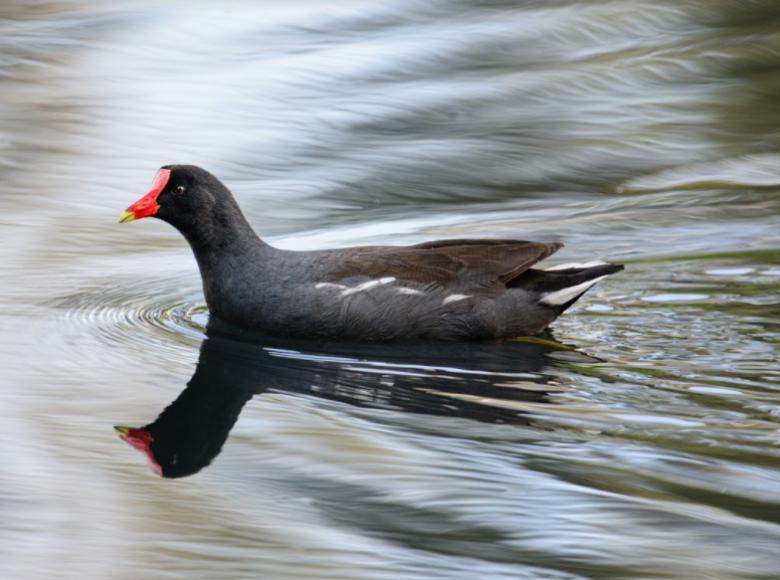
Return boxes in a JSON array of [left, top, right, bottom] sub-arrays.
[[618, 153, 780, 192], [52, 273, 207, 359]]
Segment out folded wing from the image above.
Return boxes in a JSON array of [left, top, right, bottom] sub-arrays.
[[329, 239, 563, 294]]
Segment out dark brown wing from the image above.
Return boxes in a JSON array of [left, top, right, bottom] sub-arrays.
[[328, 239, 563, 293]]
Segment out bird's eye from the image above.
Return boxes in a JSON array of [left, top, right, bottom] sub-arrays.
[[174, 185, 186, 194]]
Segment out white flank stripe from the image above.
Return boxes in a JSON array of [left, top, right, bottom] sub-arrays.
[[315, 282, 347, 290], [397, 287, 424, 296], [341, 277, 396, 297], [540, 276, 606, 306], [442, 293, 471, 304], [545, 261, 607, 271]]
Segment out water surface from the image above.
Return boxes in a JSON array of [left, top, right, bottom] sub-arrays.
[[1, 1, 779, 578]]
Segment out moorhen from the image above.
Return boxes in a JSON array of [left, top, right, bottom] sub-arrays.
[[119, 165, 623, 340]]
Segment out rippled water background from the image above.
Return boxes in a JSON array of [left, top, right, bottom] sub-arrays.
[[2, 1, 779, 578]]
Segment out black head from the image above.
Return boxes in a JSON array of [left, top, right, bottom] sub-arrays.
[[114, 334, 264, 478], [120, 165, 254, 247], [114, 421, 227, 479]]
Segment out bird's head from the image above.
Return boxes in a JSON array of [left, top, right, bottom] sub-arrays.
[[114, 425, 162, 476], [119, 165, 247, 243]]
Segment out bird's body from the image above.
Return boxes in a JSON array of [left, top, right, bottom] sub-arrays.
[[120, 165, 623, 341]]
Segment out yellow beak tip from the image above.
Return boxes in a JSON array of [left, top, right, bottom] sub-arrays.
[[114, 425, 130, 436], [118, 211, 136, 224]]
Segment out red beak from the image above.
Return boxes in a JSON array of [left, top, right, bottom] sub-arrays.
[[114, 425, 162, 476], [118, 168, 171, 223]]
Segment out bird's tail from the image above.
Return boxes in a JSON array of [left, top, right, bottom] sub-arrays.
[[512, 262, 624, 312]]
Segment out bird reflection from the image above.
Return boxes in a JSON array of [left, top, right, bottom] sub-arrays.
[[116, 321, 580, 478]]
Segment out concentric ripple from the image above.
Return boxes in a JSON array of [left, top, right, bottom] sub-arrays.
[[52, 273, 208, 361]]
